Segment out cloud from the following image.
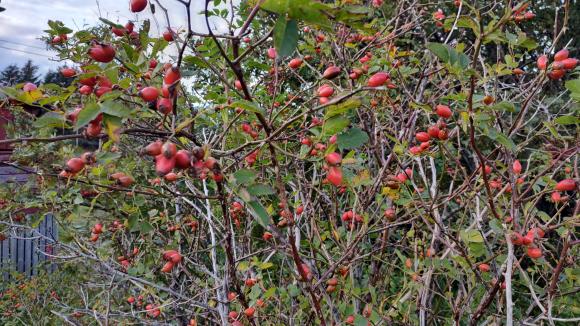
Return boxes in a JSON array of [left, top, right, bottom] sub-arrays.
[[0, 0, 227, 77]]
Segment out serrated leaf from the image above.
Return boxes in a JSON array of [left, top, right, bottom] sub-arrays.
[[426, 42, 449, 62], [247, 183, 275, 196], [100, 100, 131, 118], [274, 17, 298, 58], [565, 79, 580, 101], [234, 169, 258, 185], [260, 0, 331, 29], [175, 118, 195, 132], [338, 127, 369, 150], [98, 18, 123, 29], [554, 115, 580, 125], [103, 114, 122, 142], [489, 101, 516, 112], [183, 55, 208, 68], [230, 100, 265, 114], [325, 98, 360, 119], [75, 102, 101, 130], [322, 116, 349, 137], [460, 230, 484, 243], [33, 112, 68, 129], [248, 200, 270, 227], [140, 221, 154, 233]]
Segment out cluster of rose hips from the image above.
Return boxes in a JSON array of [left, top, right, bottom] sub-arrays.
[[229, 201, 245, 228], [89, 223, 103, 242], [116, 247, 139, 271], [341, 210, 363, 230], [327, 266, 350, 294], [537, 49, 578, 80], [225, 280, 269, 324], [511, 3, 535, 22], [110, 172, 134, 187], [145, 303, 161, 318], [143, 141, 222, 181], [409, 105, 452, 155], [51, 33, 68, 44], [161, 249, 182, 273], [245, 149, 259, 166], [323, 152, 343, 187], [183, 217, 199, 232], [240, 122, 260, 139], [88, 220, 125, 242], [275, 203, 304, 228], [60, 152, 96, 178], [433, 9, 445, 27], [127, 294, 161, 318], [552, 178, 577, 203], [510, 227, 547, 259]]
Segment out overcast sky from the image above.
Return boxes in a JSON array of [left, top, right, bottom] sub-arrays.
[[0, 0, 220, 76]]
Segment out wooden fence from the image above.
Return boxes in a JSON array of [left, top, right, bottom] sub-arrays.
[[1, 214, 58, 280]]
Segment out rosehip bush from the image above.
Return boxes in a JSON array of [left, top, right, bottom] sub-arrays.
[[0, 0, 578, 325]]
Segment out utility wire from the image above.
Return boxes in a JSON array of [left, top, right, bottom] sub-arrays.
[[0, 44, 51, 58], [0, 39, 46, 50]]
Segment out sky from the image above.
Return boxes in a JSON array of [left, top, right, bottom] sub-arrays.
[[0, 0, 222, 76]]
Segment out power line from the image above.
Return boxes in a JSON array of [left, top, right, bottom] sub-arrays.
[[0, 39, 46, 50], [0, 44, 51, 58]]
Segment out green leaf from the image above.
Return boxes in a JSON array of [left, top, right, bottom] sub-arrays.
[[460, 230, 484, 243], [100, 100, 131, 118], [337, 127, 369, 150], [234, 169, 258, 185], [248, 200, 270, 227], [554, 115, 580, 125], [33, 112, 68, 129], [274, 17, 298, 58], [485, 126, 515, 151], [75, 102, 101, 130], [183, 55, 208, 68], [565, 79, 580, 101], [426, 42, 470, 69], [230, 100, 265, 114], [489, 101, 516, 113], [98, 18, 124, 29], [247, 183, 275, 196], [103, 114, 122, 142], [261, 0, 331, 29], [354, 315, 368, 326], [47, 20, 73, 35], [287, 284, 300, 297], [426, 42, 449, 62], [259, 262, 274, 270], [139, 221, 154, 233], [322, 116, 350, 137], [456, 16, 479, 35], [325, 98, 360, 119]]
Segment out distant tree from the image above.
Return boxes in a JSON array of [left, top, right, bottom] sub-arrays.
[[0, 64, 20, 86], [18, 60, 40, 84], [44, 67, 72, 87]]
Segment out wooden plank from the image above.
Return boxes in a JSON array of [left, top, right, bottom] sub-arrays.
[[24, 230, 32, 276], [17, 233, 24, 273], [38, 216, 46, 264], [0, 166, 28, 175], [0, 174, 31, 183], [31, 229, 38, 276], [0, 153, 12, 161], [46, 215, 56, 272], [1, 236, 9, 280], [10, 235, 17, 278]]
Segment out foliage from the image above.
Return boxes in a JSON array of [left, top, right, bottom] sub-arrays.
[[0, 0, 578, 325]]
